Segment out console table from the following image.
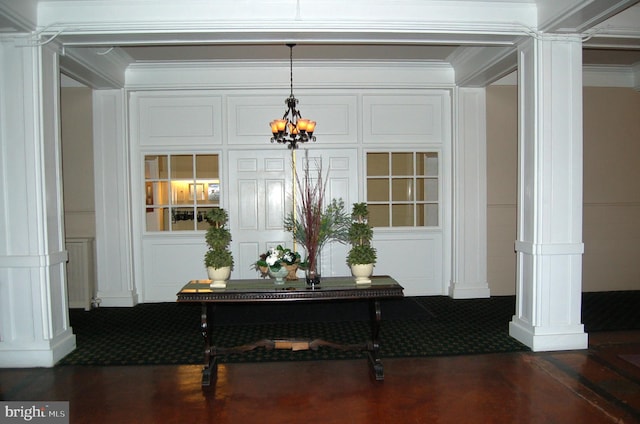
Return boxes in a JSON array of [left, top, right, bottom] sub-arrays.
[[176, 276, 404, 386]]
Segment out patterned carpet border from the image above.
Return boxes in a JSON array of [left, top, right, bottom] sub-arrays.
[[57, 292, 640, 366]]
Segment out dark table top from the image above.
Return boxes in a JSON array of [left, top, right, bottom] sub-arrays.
[[176, 275, 404, 303]]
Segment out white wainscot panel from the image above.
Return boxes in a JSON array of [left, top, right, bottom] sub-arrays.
[[227, 94, 358, 145], [363, 94, 446, 143], [137, 94, 222, 146], [373, 231, 444, 296], [142, 237, 208, 302]]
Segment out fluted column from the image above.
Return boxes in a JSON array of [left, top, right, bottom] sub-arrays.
[[450, 87, 490, 299], [509, 34, 588, 351], [0, 36, 75, 366]]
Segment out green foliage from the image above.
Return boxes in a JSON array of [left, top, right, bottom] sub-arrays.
[[284, 198, 350, 248], [347, 244, 377, 265], [204, 248, 234, 269], [205, 227, 231, 250], [203, 207, 234, 269], [348, 222, 373, 246], [346, 202, 377, 266], [205, 208, 229, 226], [351, 202, 369, 220]]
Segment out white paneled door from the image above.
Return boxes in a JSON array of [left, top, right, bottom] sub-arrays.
[[228, 148, 358, 280]]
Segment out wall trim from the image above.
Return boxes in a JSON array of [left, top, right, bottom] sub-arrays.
[[492, 65, 637, 87]]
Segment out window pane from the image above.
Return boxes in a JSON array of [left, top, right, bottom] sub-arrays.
[[392, 204, 414, 226], [196, 155, 219, 179], [367, 153, 388, 175], [416, 178, 438, 201], [367, 179, 389, 201], [171, 181, 192, 204], [189, 183, 207, 203], [171, 155, 193, 179], [196, 207, 214, 230], [392, 178, 413, 201], [146, 208, 169, 231], [172, 208, 195, 230], [391, 152, 413, 175], [152, 181, 169, 205], [205, 182, 220, 204], [368, 204, 389, 227], [425, 204, 439, 227], [145, 155, 169, 179], [416, 152, 438, 177]]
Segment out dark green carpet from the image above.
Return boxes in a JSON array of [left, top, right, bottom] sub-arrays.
[[57, 292, 640, 366]]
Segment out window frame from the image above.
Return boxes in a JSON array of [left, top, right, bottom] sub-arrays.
[[365, 150, 440, 229], [143, 152, 221, 233]]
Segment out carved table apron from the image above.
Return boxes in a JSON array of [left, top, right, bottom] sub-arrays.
[[176, 276, 404, 386]]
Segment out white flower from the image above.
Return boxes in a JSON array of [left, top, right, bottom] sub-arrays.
[[266, 250, 279, 266]]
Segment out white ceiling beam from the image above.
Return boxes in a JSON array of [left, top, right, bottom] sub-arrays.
[[538, 0, 639, 33], [448, 45, 518, 87], [59, 47, 131, 89], [0, 0, 38, 32], [37, 0, 537, 47]]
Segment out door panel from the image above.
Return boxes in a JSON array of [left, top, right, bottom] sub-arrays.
[[228, 149, 358, 280], [229, 150, 291, 279]]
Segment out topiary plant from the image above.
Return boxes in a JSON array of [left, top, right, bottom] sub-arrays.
[[203, 208, 234, 270], [346, 202, 377, 266]]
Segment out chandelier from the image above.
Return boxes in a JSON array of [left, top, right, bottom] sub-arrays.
[[269, 44, 316, 149]]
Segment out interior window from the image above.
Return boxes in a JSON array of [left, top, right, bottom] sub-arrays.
[[366, 152, 439, 227], [144, 154, 220, 232]]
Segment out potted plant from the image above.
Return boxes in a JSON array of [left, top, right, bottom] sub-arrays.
[[204, 208, 234, 288], [255, 245, 301, 284], [347, 202, 377, 284], [283, 162, 350, 285]]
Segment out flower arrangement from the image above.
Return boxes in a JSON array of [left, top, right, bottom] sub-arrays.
[[283, 158, 350, 281], [255, 245, 301, 274]]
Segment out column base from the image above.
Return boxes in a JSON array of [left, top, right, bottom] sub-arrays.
[[509, 318, 588, 352], [449, 282, 490, 299], [0, 328, 76, 367], [96, 290, 138, 307]]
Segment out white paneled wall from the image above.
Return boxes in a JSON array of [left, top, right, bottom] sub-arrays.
[[128, 72, 453, 301], [136, 93, 223, 146], [65, 237, 96, 310]]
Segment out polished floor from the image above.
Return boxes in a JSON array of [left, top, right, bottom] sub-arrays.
[[1, 331, 639, 424]]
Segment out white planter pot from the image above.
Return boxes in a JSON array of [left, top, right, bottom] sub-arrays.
[[350, 263, 374, 284], [207, 266, 231, 288]]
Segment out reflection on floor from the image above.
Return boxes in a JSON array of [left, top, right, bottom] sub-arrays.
[[0, 331, 638, 423]]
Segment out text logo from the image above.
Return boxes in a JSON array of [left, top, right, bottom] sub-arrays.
[[0, 402, 68, 424]]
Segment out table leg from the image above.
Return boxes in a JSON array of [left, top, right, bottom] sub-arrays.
[[367, 299, 384, 381], [201, 303, 217, 387]]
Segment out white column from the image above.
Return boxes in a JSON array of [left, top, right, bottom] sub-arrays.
[[450, 87, 490, 299], [0, 36, 76, 366], [93, 90, 137, 306], [509, 34, 588, 352]]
